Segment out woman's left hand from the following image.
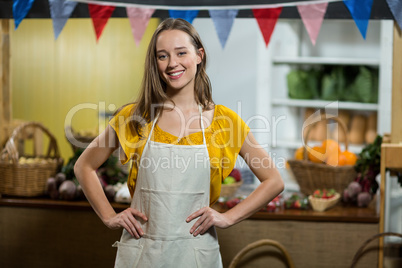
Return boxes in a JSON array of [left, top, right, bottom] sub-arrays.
[[186, 207, 232, 236]]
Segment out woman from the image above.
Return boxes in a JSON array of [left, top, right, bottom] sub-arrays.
[[74, 18, 284, 267]]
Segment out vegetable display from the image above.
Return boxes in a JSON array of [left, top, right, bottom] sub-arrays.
[[46, 148, 128, 201], [287, 65, 378, 103], [343, 135, 382, 207]]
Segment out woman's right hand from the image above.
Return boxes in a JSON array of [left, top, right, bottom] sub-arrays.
[[104, 208, 148, 239]]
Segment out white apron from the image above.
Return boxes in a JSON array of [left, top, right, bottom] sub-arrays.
[[113, 106, 223, 268]]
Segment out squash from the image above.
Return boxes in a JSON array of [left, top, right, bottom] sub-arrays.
[[349, 114, 367, 144], [313, 120, 327, 141], [331, 110, 350, 143], [365, 112, 377, 144], [303, 108, 316, 140]]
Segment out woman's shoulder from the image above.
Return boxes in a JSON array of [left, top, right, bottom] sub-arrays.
[[113, 103, 136, 117], [214, 104, 241, 119]]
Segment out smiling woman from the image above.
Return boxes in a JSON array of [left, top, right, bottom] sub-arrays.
[[74, 18, 284, 268]]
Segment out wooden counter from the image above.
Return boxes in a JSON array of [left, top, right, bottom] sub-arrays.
[[0, 196, 379, 268]]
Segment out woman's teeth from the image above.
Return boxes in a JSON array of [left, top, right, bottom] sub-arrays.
[[170, 71, 184, 77]]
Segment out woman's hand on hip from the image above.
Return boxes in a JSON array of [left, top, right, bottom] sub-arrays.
[[186, 207, 232, 237], [104, 208, 148, 239]]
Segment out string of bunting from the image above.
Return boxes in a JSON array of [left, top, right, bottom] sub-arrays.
[[12, 0, 402, 47]]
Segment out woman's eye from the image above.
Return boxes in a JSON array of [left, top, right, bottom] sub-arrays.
[[158, 55, 167, 60], [178, 52, 186, 56]]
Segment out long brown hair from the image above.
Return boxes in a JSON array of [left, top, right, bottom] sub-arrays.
[[129, 18, 213, 138]]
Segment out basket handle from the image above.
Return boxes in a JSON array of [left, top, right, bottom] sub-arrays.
[[228, 239, 295, 268], [303, 113, 349, 160], [350, 232, 402, 268], [1, 122, 60, 164]]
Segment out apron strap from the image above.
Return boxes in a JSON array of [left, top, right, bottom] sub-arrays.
[[147, 111, 160, 144], [199, 105, 207, 146]]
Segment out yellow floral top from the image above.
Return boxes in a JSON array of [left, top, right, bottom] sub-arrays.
[[109, 104, 250, 205]]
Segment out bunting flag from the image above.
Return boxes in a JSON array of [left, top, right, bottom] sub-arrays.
[[252, 7, 283, 47], [49, 0, 78, 39], [88, 4, 116, 41], [12, 0, 36, 29], [169, 10, 199, 24], [127, 7, 155, 46], [209, 10, 238, 49], [343, 0, 373, 39], [385, 0, 402, 31], [297, 2, 328, 46]]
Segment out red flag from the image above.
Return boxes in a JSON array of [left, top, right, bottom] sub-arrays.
[[252, 8, 282, 47], [88, 4, 115, 42]]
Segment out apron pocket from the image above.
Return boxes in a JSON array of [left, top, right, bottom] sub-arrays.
[[194, 246, 222, 268], [141, 188, 205, 239], [113, 241, 143, 268]]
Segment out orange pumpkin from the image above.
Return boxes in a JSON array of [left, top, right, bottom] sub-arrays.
[[326, 153, 346, 167], [307, 146, 326, 163], [341, 150, 358, 166], [294, 147, 305, 160], [322, 139, 341, 158]]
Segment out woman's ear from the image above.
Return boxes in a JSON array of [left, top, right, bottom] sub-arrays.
[[197, 48, 204, 64]]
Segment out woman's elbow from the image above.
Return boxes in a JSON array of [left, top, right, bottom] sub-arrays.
[[74, 157, 86, 181], [277, 177, 285, 193]]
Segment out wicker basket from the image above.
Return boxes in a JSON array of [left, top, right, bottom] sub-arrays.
[[287, 116, 357, 195], [229, 239, 295, 268], [220, 180, 243, 198], [0, 122, 63, 197], [308, 193, 341, 212], [64, 125, 97, 152]]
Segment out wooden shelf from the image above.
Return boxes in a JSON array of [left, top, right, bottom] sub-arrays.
[[0, 196, 379, 224], [0, 196, 129, 212], [272, 98, 379, 111], [272, 56, 380, 66]]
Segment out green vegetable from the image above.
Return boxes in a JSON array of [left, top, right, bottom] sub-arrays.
[[344, 66, 372, 103], [321, 66, 346, 101], [287, 68, 320, 100]]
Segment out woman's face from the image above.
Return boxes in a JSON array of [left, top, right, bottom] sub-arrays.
[[156, 30, 203, 94]]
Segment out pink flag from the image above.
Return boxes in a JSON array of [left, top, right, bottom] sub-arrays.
[[127, 7, 155, 46], [88, 4, 115, 42], [297, 3, 328, 46], [252, 8, 282, 47]]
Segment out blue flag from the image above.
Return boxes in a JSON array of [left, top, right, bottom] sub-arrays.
[[209, 10, 238, 49], [343, 0, 374, 39], [49, 0, 78, 39], [13, 0, 36, 29], [169, 10, 199, 24], [385, 0, 402, 31]]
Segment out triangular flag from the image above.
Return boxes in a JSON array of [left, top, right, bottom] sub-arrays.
[[127, 7, 155, 46], [13, 0, 36, 29], [88, 4, 115, 42], [169, 10, 199, 24], [49, 0, 78, 39], [343, 0, 374, 39], [252, 8, 283, 47], [297, 3, 328, 46], [209, 9, 238, 49], [385, 0, 402, 31]]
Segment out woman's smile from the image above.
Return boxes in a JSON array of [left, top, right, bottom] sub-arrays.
[[167, 70, 185, 79]]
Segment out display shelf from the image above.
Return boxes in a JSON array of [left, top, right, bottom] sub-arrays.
[[272, 98, 379, 111], [272, 56, 380, 66], [274, 139, 365, 154]]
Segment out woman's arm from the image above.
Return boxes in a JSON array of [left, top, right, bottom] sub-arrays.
[[187, 131, 284, 236], [222, 131, 284, 224], [74, 125, 147, 238]]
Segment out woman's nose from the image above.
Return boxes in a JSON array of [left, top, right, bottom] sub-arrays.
[[168, 56, 179, 68]]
